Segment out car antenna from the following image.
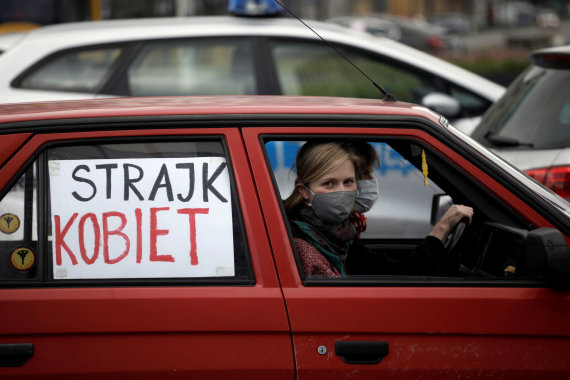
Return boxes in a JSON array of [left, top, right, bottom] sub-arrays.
[[273, 0, 396, 101]]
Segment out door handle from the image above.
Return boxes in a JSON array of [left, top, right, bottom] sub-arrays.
[[335, 341, 388, 365], [0, 343, 34, 367]]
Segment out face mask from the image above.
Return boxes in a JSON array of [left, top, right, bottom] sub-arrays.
[[354, 178, 379, 212], [304, 187, 356, 224]]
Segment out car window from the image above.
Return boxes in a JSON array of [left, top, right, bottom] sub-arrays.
[[473, 65, 570, 149], [128, 39, 256, 96], [269, 39, 436, 102], [0, 164, 38, 280], [265, 136, 538, 282], [0, 139, 253, 284], [449, 83, 490, 115], [18, 47, 122, 92], [266, 140, 439, 239]]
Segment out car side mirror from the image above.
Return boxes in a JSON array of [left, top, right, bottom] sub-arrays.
[[431, 193, 453, 225], [526, 227, 570, 288], [422, 92, 461, 119]]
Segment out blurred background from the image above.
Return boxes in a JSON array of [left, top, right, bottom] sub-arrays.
[[1, 0, 569, 85]]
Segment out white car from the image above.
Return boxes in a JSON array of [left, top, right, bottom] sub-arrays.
[[0, 16, 504, 131], [471, 44, 570, 199]]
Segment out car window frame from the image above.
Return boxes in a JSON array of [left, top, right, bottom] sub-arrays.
[[0, 131, 256, 288], [109, 36, 268, 97], [100, 36, 275, 97], [11, 42, 137, 95], [473, 64, 570, 149], [264, 36, 491, 112], [10, 34, 494, 110], [250, 126, 552, 288]]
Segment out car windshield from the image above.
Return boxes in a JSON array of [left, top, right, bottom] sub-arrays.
[[450, 125, 570, 215], [472, 64, 570, 149]]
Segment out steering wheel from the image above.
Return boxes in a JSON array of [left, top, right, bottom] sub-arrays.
[[445, 217, 468, 254]]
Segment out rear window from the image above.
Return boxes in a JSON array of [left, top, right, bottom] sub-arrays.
[[17, 47, 122, 93], [0, 139, 253, 285], [473, 65, 570, 149]]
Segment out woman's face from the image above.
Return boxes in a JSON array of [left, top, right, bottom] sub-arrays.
[[299, 159, 356, 202]]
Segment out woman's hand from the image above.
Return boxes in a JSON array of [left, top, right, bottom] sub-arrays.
[[429, 204, 474, 243]]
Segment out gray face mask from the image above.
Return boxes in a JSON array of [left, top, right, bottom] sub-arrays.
[[354, 178, 379, 212], [305, 187, 356, 224]]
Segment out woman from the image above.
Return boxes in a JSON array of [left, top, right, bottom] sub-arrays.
[[346, 140, 380, 238], [345, 140, 475, 275], [285, 140, 473, 278], [284, 141, 358, 277]]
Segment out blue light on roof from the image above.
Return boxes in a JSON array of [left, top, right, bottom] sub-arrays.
[[228, 0, 283, 16]]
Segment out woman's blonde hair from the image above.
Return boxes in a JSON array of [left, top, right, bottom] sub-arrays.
[[284, 141, 357, 213]]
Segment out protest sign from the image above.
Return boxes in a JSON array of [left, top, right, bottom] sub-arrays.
[[49, 157, 234, 279]]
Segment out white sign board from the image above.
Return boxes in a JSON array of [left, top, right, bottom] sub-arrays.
[[49, 157, 234, 279]]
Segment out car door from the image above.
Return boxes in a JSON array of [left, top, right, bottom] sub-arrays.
[[243, 124, 570, 379], [0, 125, 293, 378]]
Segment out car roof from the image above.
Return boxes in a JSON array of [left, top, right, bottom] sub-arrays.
[[0, 32, 26, 53], [530, 43, 570, 68], [532, 44, 570, 55], [0, 16, 504, 101], [0, 96, 442, 125]]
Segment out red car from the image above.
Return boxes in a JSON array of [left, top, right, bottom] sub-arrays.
[[0, 96, 568, 379]]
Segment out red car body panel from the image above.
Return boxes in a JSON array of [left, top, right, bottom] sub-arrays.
[[0, 127, 294, 379], [243, 125, 570, 379], [0, 133, 30, 168], [0, 96, 441, 124]]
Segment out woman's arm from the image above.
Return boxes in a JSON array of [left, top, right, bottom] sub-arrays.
[[429, 204, 474, 243]]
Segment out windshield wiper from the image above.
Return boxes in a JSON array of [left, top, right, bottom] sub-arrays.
[[485, 132, 534, 147]]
